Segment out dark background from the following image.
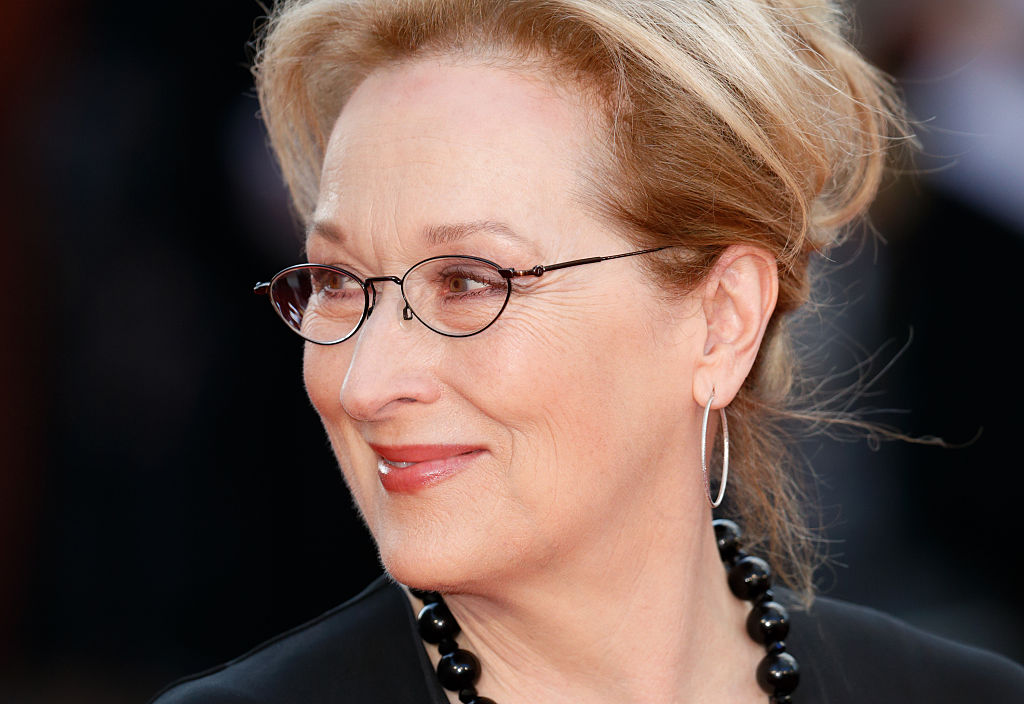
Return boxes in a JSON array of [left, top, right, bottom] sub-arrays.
[[2, 1, 1021, 702]]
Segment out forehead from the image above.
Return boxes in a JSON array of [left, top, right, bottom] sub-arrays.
[[311, 57, 604, 253]]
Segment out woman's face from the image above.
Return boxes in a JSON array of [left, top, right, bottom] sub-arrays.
[[304, 58, 707, 590]]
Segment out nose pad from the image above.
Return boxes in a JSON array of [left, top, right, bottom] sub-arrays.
[[363, 277, 414, 326], [365, 287, 378, 319]]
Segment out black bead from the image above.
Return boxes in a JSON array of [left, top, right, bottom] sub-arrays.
[[727, 555, 772, 601], [712, 519, 742, 560], [409, 587, 441, 603], [459, 686, 498, 704], [725, 549, 749, 569], [418, 601, 461, 643], [746, 601, 790, 645], [756, 651, 800, 696], [438, 638, 458, 655], [770, 696, 793, 704], [437, 649, 482, 691]]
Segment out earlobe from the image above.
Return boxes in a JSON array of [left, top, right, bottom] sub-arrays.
[[692, 245, 778, 408]]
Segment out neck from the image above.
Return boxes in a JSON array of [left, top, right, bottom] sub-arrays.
[[408, 513, 765, 704]]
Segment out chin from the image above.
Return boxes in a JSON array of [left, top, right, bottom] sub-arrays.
[[378, 539, 473, 594], [372, 515, 521, 595]]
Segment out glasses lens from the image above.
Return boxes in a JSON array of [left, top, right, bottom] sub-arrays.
[[270, 266, 366, 343], [403, 256, 511, 336]]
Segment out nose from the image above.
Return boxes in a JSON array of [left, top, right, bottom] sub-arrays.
[[339, 278, 441, 421]]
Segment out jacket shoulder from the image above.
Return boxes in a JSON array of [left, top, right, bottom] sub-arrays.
[[148, 576, 436, 704], [790, 594, 1024, 703]]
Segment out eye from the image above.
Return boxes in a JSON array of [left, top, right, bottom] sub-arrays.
[[446, 274, 489, 293], [405, 257, 509, 314], [312, 270, 361, 296], [437, 266, 506, 297]]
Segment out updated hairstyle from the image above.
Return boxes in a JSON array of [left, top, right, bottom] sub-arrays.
[[254, 0, 909, 598]]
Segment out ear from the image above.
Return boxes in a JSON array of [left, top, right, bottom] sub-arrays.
[[692, 245, 778, 409]]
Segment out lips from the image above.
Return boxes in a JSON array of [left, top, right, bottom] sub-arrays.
[[370, 444, 484, 493]]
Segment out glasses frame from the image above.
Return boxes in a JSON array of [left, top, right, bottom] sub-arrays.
[[254, 246, 671, 344]]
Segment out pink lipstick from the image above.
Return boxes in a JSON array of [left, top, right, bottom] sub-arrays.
[[370, 444, 484, 493]]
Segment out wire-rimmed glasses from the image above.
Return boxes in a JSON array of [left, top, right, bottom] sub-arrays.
[[254, 247, 671, 344]]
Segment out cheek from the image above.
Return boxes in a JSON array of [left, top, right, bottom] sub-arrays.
[[302, 344, 344, 416], [449, 295, 685, 503], [302, 344, 361, 470]]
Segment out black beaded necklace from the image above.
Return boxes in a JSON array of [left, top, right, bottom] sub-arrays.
[[411, 519, 800, 704]]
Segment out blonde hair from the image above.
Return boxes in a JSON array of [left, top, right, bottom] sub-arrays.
[[254, 0, 909, 598]]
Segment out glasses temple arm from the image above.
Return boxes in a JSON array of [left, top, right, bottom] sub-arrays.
[[253, 282, 270, 296], [499, 246, 669, 279]]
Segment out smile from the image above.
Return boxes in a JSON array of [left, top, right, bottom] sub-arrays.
[[370, 444, 485, 494]]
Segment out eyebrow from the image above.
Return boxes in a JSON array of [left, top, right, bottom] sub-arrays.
[[307, 219, 345, 244], [306, 219, 534, 250], [423, 220, 531, 249]]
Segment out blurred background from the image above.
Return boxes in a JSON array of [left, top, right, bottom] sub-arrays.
[[1, 0, 1021, 701]]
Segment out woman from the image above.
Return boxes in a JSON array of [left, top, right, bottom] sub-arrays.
[[152, 0, 1023, 702]]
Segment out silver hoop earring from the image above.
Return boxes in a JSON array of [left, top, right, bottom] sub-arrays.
[[701, 389, 729, 509]]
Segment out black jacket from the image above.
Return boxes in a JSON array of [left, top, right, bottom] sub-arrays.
[[149, 576, 1024, 703]]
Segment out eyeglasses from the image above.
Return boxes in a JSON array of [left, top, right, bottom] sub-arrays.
[[254, 246, 670, 344]]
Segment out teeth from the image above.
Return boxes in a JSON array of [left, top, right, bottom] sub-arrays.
[[385, 460, 416, 469]]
